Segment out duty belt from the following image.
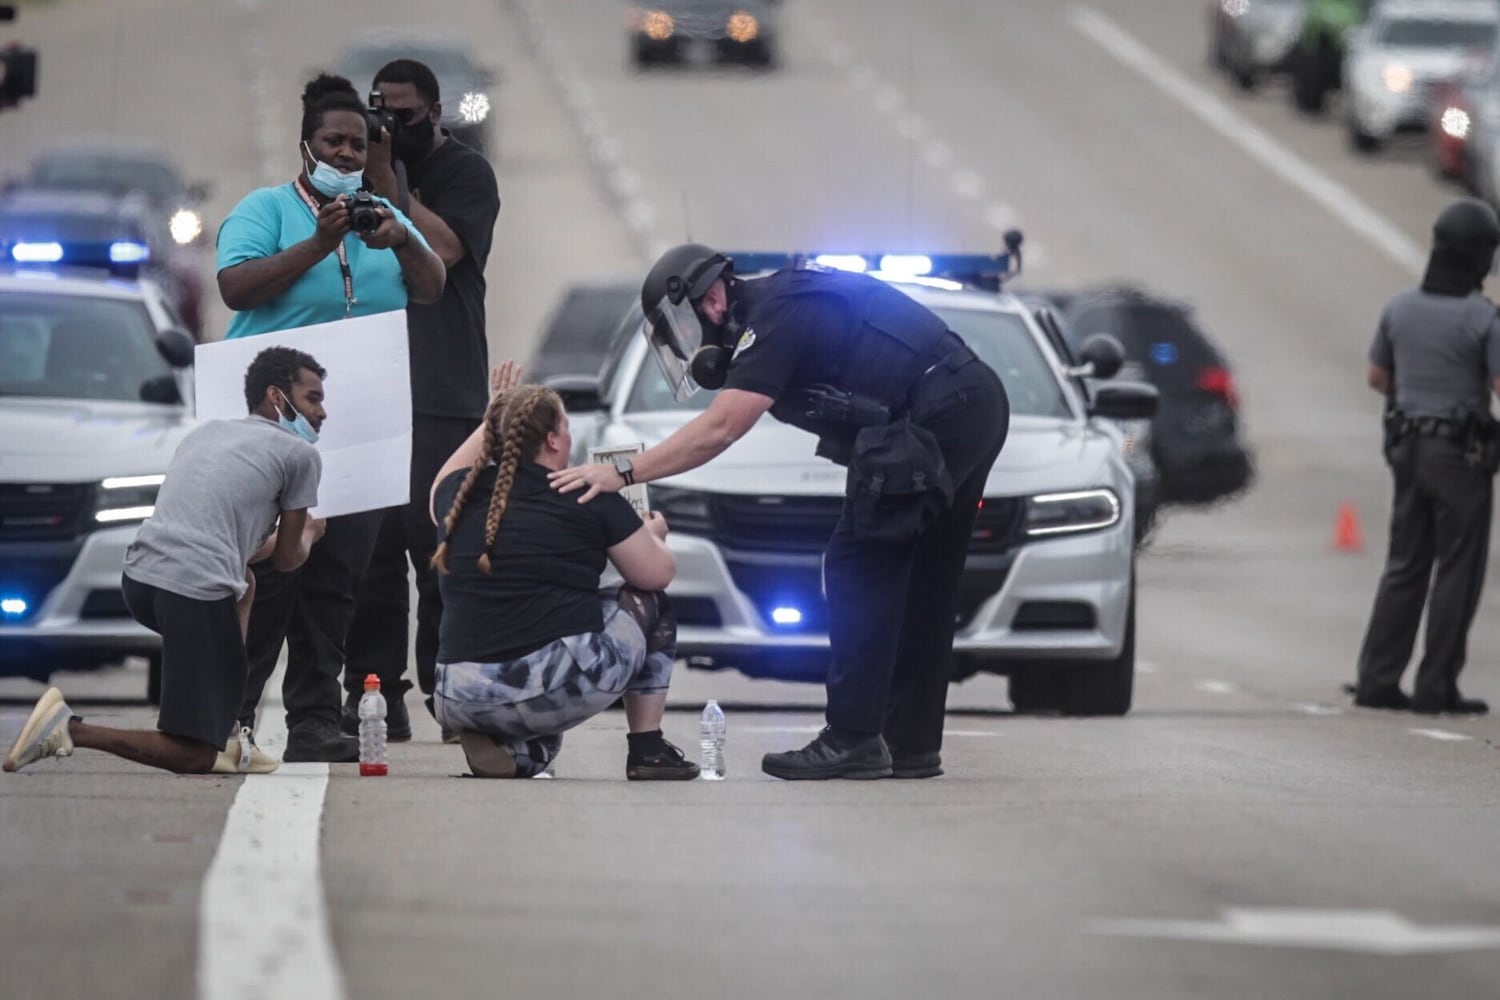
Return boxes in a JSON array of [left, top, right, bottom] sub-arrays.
[[1409, 415, 1464, 439]]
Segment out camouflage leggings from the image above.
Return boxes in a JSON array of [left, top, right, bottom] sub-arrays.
[[433, 588, 675, 777]]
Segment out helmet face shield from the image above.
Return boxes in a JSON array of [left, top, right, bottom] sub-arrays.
[[643, 296, 707, 401]]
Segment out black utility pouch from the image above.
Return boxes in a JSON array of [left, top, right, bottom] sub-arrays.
[[845, 421, 953, 542]]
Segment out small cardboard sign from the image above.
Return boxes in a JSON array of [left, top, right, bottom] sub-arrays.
[[589, 443, 650, 519]]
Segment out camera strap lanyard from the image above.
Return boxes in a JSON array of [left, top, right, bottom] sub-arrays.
[[293, 178, 356, 318]]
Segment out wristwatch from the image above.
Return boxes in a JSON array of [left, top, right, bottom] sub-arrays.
[[612, 455, 635, 486]]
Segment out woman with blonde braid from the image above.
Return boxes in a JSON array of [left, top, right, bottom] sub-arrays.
[[427, 368, 696, 779]]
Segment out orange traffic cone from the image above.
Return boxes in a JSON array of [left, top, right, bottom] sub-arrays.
[[1334, 502, 1364, 553]]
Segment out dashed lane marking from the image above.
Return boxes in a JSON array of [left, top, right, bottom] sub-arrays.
[[1408, 728, 1474, 743], [1194, 680, 1239, 695], [1068, 6, 1425, 277]]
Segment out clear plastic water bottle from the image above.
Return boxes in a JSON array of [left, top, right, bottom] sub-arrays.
[[358, 673, 388, 777], [699, 699, 725, 780]]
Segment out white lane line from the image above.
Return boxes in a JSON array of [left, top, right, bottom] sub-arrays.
[[1291, 703, 1344, 716], [198, 709, 341, 1000], [741, 725, 1002, 737], [1195, 680, 1239, 695], [1408, 728, 1474, 742], [1068, 6, 1426, 277]]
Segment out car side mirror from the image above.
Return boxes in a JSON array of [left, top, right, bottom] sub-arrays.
[[1088, 381, 1158, 421], [543, 373, 605, 413], [185, 181, 212, 204], [156, 328, 196, 369], [1065, 333, 1126, 381]]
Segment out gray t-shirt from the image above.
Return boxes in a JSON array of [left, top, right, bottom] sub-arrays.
[[1368, 289, 1500, 419], [124, 416, 321, 601]]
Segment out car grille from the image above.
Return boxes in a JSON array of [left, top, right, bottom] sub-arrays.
[[0, 483, 94, 542], [706, 494, 1027, 555]]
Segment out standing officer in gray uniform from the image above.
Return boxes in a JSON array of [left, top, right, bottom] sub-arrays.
[[549, 244, 1010, 780], [1355, 197, 1500, 715]]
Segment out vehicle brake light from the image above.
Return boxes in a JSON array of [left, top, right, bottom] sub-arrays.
[[1197, 366, 1239, 409]]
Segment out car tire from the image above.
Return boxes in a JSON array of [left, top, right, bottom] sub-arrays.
[[1058, 575, 1135, 717], [1290, 47, 1328, 114], [1348, 120, 1381, 154], [1007, 665, 1063, 714], [146, 652, 162, 707]]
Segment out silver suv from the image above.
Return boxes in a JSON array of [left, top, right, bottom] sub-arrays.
[[0, 265, 196, 701], [561, 258, 1157, 715]]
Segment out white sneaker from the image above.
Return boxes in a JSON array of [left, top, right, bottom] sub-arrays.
[[3, 687, 75, 772], [211, 726, 280, 774]]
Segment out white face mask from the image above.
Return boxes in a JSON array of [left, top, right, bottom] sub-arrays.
[[302, 141, 363, 199]]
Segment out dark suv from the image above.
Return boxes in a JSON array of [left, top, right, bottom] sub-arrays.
[[1063, 287, 1253, 506]]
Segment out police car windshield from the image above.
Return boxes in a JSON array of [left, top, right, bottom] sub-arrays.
[[0, 292, 174, 404], [1380, 18, 1498, 49], [625, 306, 1072, 419]]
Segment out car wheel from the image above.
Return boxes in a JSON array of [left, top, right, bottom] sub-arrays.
[[1290, 49, 1327, 114], [1058, 575, 1135, 717], [147, 652, 162, 707], [1348, 119, 1381, 154], [1007, 665, 1063, 714]]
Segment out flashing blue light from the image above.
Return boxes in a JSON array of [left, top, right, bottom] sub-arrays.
[[11, 242, 64, 264], [1150, 342, 1179, 365], [109, 241, 151, 264], [814, 254, 867, 273], [1, 597, 28, 617], [878, 254, 933, 276], [770, 606, 803, 626]]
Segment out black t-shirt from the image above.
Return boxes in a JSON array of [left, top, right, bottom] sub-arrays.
[[406, 134, 501, 418], [434, 462, 644, 663]]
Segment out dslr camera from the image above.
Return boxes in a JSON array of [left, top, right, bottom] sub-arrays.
[[346, 191, 383, 234], [364, 89, 397, 143], [0, 5, 39, 112]]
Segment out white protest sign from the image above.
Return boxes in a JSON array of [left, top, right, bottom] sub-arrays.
[[193, 311, 410, 518], [590, 443, 650, 518]]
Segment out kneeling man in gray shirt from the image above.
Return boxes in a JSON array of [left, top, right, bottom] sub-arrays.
[[4, 347, 328, 775]]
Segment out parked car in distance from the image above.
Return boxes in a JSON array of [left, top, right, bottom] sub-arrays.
[[1209, 0, 1309, 91], [628, 0, 781, 69], [1062, 286, 1253, 508]]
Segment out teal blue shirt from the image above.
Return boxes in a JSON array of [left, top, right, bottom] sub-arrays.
[[216, 184, 430, 339]]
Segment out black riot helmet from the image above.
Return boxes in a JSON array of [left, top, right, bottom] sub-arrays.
[[1423, 198, 1500, 296], [640, 243, 737, 398]]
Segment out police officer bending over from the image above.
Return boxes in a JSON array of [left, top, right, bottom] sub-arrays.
[[1355, 197, 1500, 716], [549, 245, 1010, 779]]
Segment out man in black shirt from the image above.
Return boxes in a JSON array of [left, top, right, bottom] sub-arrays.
[[551, 245, 1011, 780], [347, 58, 502, 740]]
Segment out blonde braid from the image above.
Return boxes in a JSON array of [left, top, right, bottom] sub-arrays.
[[430, 391, 506, 574], [477, 387, 551, 573]]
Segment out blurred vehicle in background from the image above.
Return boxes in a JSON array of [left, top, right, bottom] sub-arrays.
[[628, 0, 780, 69], [561, 252, 1157, 716], [1019, 289, 1162, 545], [527, 279, 639, 382], [1209, 0, 1309, 91], [336, 33, 498, 159], [0, 189, 207, 341], [1062, 286, 1253, 508], [1342, 0, 1499, 153], [1427, 69, 1483, 182], [0, 264, 198, 704], [1287, 0, 1374, 113], [15, 144, 212, 251]]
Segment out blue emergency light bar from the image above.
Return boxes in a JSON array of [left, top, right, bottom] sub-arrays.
[[6, 239, 152, 271], [725, 234, 1024, 291]]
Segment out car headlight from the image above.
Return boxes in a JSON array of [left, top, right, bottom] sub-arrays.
[[650, 485, 712, 535], [459, 91, 490, 124], [95, 474, 164, 525], [642, 10, 674, 40], [1442, 106, 1471, 139], [1025, 489, 1120, 538], [169, 209, 203, 245], [726, 11, 759, 42], [1383, 62, 1414, 94]]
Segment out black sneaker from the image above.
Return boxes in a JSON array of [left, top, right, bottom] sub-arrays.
[[761, 727, 893, 780], [339, 687, 412, 741], [1353, 686, 1411, 711], [283, 717, 361, 763], [1412, 694, 1489, 716], [627, 737, 700, 781], [888, 749, 943, 779]]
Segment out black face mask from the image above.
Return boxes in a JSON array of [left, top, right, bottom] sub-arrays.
[[393, 117, 436, 165]]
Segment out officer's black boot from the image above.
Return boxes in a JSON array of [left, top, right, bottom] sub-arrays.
[[761, 726, 892, 780], [886, 748, 943, 779]]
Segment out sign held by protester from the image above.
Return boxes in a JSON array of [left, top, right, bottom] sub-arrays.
[[590, 443, 650, 518], [194, 312, 411, 518]]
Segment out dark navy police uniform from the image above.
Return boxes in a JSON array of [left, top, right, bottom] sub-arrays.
[[723, 264, 1010, 754]]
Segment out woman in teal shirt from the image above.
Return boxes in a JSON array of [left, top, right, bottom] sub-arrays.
[[217, 73, 444, 339]]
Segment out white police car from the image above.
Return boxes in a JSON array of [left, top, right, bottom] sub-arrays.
[[0, 261, 196, 702], [561, 252, 1157, 715]]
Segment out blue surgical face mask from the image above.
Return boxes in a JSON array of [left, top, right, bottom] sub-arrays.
[[302, 141, 363, 200], [274, 390, 320, 445]]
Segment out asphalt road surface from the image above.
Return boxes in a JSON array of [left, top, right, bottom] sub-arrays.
[[2, 1, 1499, 998]]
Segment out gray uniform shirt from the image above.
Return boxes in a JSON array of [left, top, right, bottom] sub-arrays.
[[1368, 289, 1500, 419], [124, 416, 321, 601]]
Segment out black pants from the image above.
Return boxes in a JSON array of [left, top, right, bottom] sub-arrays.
[[238, 509, 382, 731], [1357, 433, 1494, 705], [823, 361, 1010, 753], [345, 413, 479, 703]]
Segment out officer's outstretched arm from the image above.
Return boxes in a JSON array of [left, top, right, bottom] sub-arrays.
[[550, 389, 773, 503]]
